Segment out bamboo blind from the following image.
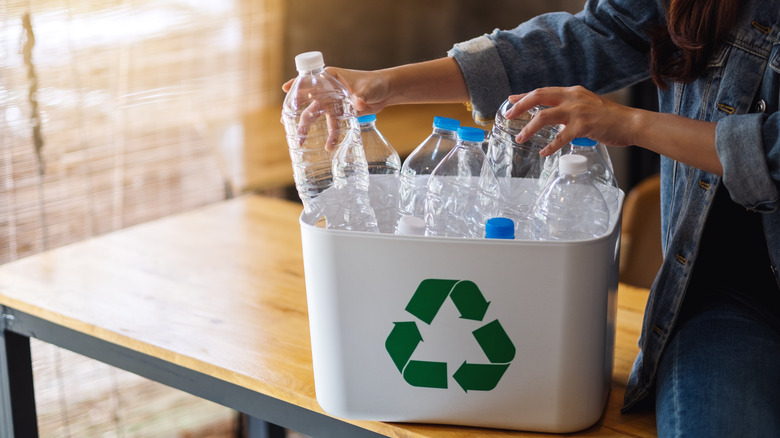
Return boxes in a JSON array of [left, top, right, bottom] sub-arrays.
[[1, 0, 284, 264], [1, 0, 284, 436]]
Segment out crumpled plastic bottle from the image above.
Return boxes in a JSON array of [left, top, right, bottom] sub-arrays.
[[424, 126, 486, 238], [358, 114, 401, 233], [475, 99, 562, 239], [397, 116, 460, 233], [281, 51, 378, 232]]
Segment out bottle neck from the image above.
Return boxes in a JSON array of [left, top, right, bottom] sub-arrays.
[[433, 127, 457, 137], [299, 66, 325, 76], [571, 145, 596, 154], [457, 139, 484, 151], [560, 171, 590, 181]]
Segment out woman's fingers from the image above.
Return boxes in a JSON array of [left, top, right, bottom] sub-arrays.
[[297, 98, 343, 150], [297, 100, 320, 139], [325, 113, 340, 151], [282, 78, 295, 93], [283, 67, 392, 150], [329, 67, 391, 116], [505, 88, 567, 119], [539, 125, 578, 157], [503, 86, 635, 155]]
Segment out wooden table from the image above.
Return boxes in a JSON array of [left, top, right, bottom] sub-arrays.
[[0, 195, 657, 437]]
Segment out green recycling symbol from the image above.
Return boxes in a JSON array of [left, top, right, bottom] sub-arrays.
[[385, 279, 516, 392]]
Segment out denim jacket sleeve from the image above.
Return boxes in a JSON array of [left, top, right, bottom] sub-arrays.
[[717, 112, 780, 212], [447, 0, 664, 123], [710, 12, 780, 212]]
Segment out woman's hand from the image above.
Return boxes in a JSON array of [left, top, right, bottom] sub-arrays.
[[327, 68, 394, 115], [504, 85, 721, 174], [281, 68, 394, 150], [282, 68, 393, 117], [504, 86, 639, 157]]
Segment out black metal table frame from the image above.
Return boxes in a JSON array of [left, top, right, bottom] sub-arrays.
[[0, 305, 383, 438]]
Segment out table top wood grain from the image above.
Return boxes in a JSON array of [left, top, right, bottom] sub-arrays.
[[0, 195, 657, 437]]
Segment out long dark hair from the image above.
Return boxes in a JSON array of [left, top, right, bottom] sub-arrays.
[[650, 0, 741, 87]]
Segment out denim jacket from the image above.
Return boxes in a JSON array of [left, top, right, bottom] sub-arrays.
[[449, 0, 780, 410]]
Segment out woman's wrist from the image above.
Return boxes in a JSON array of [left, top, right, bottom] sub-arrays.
[[626, 106, 650, 149]]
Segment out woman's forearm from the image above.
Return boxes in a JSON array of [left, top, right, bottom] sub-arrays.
[[629, 108, 721, 175], [382, 57, 470, 106]]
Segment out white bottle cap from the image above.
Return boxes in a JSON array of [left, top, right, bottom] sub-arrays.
[[397, 216, 426, 235], [295, 51, 325, 72], [559, 154, 588, 175]]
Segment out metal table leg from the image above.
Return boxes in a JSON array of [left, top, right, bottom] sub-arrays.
[[245, 414, 287, 438], [1, 307, 39, 438]]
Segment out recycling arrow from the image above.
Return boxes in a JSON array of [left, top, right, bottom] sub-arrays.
[[473, 319, 515, 363], [453, 362, 510, 392], [404, 360, 448, 389], [385, 278, 515, 391], [405, 279, 457, 324], [450, 280, 490, 321], [385, 322, 422, 372]]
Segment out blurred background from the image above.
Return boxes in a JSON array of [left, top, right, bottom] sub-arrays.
[[1, 0, 658, 436]]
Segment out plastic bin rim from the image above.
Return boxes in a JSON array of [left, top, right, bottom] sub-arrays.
[[298, 190, 624, 245]]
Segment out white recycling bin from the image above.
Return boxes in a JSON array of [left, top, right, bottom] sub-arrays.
[[299, 181, 624, 433]]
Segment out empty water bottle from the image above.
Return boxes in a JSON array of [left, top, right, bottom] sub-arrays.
[[540, 136, 615, 190], [567, 137, 620, 216], [282, 51, 378, 232], [397, 116, 460, 230], [531, 154, 610, 241], [424, 126, 486, 238], [359, 114, 401, 174], [476, 99, 563, 239], [358, 114, 401, 233]]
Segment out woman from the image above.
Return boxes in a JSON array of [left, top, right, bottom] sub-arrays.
[[286, 0, 780, 435]]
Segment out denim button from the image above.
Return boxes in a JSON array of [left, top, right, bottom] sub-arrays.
[[755, 99, 767, 113]]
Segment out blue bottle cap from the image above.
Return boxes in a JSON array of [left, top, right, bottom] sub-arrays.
[[485, 217, 515, 239], [571, 137, 597, 147], [433, 116, 460, 132], [457, 126, 485, 143], [358, 114, 377, 123]]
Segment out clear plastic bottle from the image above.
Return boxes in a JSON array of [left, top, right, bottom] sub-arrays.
[[485, 217, 515, 239], [567, 137, 620, 217], [282, 51, 378, 232], [424, 126, 486, 238], [358, 114, 401, 233], [540, 136, 614, 190], [397, 116, 460, 229], [531, 154, 610, 241], [358, 114, 402, 174], [476, 100, 562, 239]]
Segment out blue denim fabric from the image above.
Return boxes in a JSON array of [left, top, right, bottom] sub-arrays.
[[449, 0, 664, 124], [449, 0, 780, 413], [655, 287, 780, 437]]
